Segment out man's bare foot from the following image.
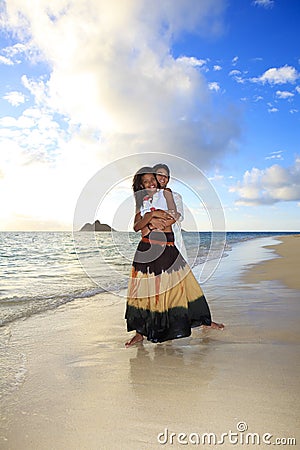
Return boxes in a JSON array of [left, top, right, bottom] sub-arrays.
[[203, 321, 225, 330], [125, 333, 144, 348]]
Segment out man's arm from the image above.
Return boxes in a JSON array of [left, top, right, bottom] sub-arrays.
[[162, 188, 181, 221], [172, 191, 184, 222]]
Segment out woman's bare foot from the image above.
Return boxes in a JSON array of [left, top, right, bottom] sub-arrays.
[[203, 321, 225, 330], [125, 333, 144, 348]]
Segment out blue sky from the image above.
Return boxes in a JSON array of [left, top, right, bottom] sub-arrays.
[[0, 0, 299, 231]]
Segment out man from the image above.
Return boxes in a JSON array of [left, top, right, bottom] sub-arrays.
[[153, 163, 187, 260]]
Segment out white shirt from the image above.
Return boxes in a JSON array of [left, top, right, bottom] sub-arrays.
[[140, 189, 168, 217], [140, 189, 187, 260], [170, 191, 187, 260]]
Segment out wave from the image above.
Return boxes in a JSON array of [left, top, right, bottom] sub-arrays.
[[0, 283, 126, 328]]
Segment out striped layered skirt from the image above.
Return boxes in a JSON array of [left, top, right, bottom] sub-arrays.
[[125, 231, 211, 343]]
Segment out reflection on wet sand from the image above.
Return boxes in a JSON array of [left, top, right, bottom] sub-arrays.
[[129, 336, 216, 398]]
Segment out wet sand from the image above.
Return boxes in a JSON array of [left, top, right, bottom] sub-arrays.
[[242, 234, 300, 290], [1, 236, 299, 449]]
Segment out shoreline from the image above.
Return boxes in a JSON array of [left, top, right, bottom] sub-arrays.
[[1, 231, 293, 329], [1, 235, 299, 449], [241, 234, 300, 290]]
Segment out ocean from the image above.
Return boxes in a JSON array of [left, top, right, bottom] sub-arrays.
[[0, 230, 297, 328]]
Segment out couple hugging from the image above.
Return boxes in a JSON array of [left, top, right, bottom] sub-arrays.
[[125, 163, 224, 348]]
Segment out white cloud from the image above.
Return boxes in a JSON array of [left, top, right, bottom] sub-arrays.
[[0, 55, 14, 65], [0, 0, 241, 230], [265, 150, 284, 161], [230, 158, 300, 205], [253, 0, 274, 8], [208, 173, 224, 181], [232, 56, 238, 66], [0, 43, 29, 65], [3, 91, 26, 106], [177, 56, 208, 68], [213, 65, 222, 71], [2, 1, 232, 142], [229, 69, 245, 84], [251, 65, 299, 85], [276, 90, 294, 99], [3, 1, 233, 134], [296, 86, 300, 94], [0, 108, 104, 230], [208, 82, 220, 92], [3, 43, 28, 58], [229, 70, 241, 76], [21, 75, 50, 106], [268, 107, 278, 113], [290, 109, 298, 114]]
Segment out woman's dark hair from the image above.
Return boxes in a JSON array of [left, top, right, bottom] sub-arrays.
[[153, 163, 170, 180], [132, 166, 155, 193], [132, 166, 161, 210]]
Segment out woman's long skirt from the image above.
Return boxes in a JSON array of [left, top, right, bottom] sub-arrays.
[[125, 231, 211, 343]]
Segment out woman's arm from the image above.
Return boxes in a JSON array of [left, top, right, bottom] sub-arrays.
[[133, 210, 171, 232], [133, 211, 152, 232]]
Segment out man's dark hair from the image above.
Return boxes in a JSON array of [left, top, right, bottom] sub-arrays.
[[153, 163, 170, 179]]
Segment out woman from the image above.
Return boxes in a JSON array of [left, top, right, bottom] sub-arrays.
[[125, 167, 223, 348]]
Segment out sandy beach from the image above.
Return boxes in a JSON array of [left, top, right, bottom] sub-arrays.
[[1, 235, 299, 449], [242, 234, 300, 290]]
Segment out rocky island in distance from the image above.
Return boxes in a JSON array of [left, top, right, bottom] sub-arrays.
[[80, 220, 115, 232]]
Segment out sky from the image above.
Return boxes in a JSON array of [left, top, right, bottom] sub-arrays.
[[0, 0, 299, 231]]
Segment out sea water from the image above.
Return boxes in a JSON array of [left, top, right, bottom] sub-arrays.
[[0, 230, 298, 401], [0, 230, 297, 328]]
